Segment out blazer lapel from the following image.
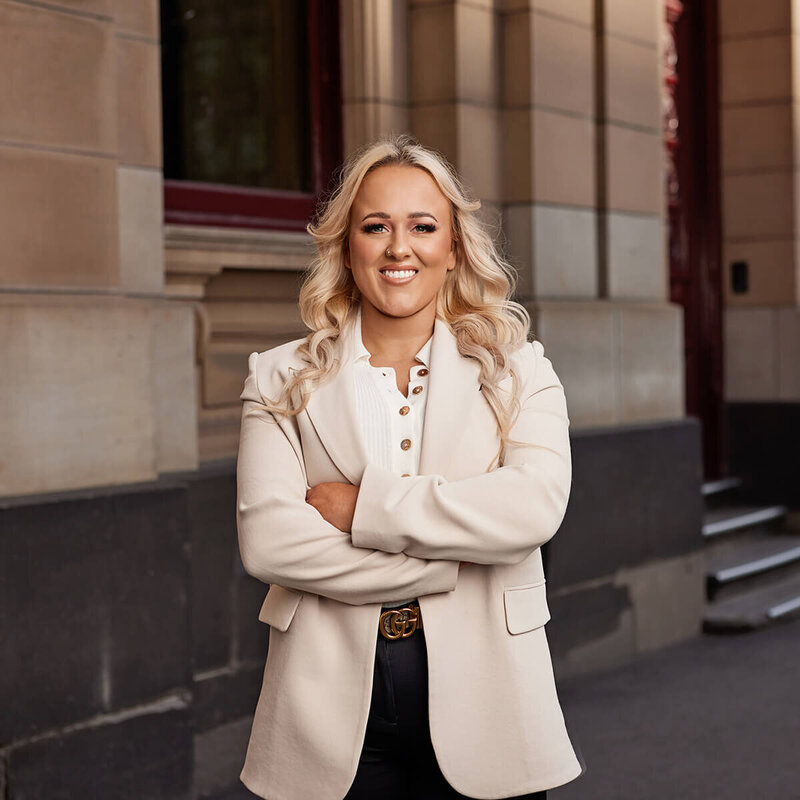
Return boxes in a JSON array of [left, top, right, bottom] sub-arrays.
[[304, 313, 483, 485], [417, 316, 482, 476]]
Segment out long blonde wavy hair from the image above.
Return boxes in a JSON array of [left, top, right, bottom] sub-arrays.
[[263, 133, 533, 471]]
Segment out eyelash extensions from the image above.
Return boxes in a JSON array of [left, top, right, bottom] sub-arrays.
[[362, 223, 437, 234]]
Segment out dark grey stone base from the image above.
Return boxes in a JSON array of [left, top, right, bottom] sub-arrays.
[[545, 418, 705, 676], [0, 464, 267, 800], [546, 417, 704, 589], [7, 704, 192, 800], [0, 418, 705, 797]]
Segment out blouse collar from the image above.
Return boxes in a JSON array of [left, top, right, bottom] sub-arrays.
[[350, 304, 433, 368]]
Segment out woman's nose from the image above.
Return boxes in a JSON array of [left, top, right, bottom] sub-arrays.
[[389, 230, 410, 258]]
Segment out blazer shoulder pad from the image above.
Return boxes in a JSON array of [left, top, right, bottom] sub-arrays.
[[504, 338, 536, 380], [240, 335, 309, 404]]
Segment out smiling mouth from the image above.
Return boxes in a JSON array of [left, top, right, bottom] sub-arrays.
[[379, 268, 419, 285]]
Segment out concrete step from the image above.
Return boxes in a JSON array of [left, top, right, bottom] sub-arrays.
[[701, 476, 743, 510], [702, 504, 788, 539], [703, 573, 800, 632], [706, 534, 800, 600], [707, 534, 800, 583], [701, 476, 742, 497]]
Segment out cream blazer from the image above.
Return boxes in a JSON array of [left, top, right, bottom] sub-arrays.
[[236, 311, 583, 800]]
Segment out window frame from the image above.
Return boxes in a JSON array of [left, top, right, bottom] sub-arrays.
[[162, 0, 342, 232]]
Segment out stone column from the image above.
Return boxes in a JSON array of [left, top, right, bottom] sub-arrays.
[[719, 0, 800, 402], [409, 0, 503, 222], [498, 0, 683, 429], [0, 0, 197, 497], [502, 0, 597, 299], [597, 0, 666, 299], [340, 0, 411, 154]]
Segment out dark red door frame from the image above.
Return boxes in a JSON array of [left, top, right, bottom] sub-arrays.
[[163, 0, 343, 232], [668, 0, 725, 478]]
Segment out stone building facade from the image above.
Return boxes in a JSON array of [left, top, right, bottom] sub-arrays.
[[1, 1, 795, 797]]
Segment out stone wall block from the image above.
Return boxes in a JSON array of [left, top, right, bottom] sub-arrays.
[[722, 171, 795, 240], [719, 0, 791, 37], [618, 302, 684, 422], [0, 298, 158, 496], [0, 3, 115, 153], [0, 146, 119, 289], [117, 166, 165, 294], [721, 35, 791, 105], [116, 35, 162, 167], [503, 0, 593, 26], [721, 104, 793, 171], [532, 109, 595, 206], [530, 301, 619, 427], [151, 301, 198, 473], [722, 239, 796, 306], [114, 0, 159, 38], [606, 212, 667, 299], [410, 3, 456, 103], [605, 125, 663, 215], [605, 38, 661, 129], [724, 307, 779, 400], [604, 0, 660, 44]]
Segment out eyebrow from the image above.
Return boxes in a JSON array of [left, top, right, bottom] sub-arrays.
[[361, 211, 439, 222]]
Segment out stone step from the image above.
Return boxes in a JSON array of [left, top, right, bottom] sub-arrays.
[[702, 504, 788, 539], [703, 573, 800, 632], [706, 534, 800, 590], [701, 476, 744, 511], [701, 476, 742, 497], [706, 533, 800, 601]]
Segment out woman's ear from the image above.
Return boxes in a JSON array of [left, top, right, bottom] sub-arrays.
[[447, 236, 458, 270]]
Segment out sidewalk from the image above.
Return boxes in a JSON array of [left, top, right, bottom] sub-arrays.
[[551, 618, 800, 800], [219, 619, 800, 800]]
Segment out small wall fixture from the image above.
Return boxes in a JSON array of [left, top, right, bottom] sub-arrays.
[[731, 261, 748, 294]]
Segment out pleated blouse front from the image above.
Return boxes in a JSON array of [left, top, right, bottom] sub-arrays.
[[350, 305, 433, 607]]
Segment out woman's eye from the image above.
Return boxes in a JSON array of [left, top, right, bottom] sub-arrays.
[[362, 222, 436, 233]]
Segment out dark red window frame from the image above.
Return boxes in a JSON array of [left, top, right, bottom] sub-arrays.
[[163, 0, 342, 232]]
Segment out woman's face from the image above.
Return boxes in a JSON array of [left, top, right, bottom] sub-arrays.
[[345, 165, 456, 320]]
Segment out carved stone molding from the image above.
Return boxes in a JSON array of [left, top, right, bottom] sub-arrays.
[[164, 224, 314, 461], [164, 224, 314, 300]]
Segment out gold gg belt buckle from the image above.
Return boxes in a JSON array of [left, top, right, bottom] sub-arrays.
[[379, 605, 423, 640]]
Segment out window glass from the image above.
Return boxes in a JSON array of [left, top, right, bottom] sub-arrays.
[[161, 0, 312, 192]]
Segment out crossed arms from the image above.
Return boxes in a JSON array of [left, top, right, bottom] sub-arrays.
[[236, 342, 571, 606]]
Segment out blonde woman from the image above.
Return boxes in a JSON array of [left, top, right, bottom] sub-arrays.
[[236, 134, 582, 800]]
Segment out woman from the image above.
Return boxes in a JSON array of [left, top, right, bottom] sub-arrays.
[[236, 134, 583, 800]]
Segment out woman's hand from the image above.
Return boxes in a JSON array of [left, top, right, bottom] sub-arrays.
[[305, 482, 360, 533]]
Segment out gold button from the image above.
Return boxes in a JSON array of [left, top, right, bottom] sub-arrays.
[[412, 385, 423, 395], [417, 367, 429, 376], [399, 405, 410, 415], [401, 473, 411, 477], [400, 438, 412, 451]]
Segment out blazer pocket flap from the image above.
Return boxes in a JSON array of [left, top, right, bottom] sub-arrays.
[[503, 580, 550, 634], [258, 585, 303, 631]]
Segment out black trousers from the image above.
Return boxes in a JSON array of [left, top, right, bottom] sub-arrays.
[[343, 615, 548, 800]]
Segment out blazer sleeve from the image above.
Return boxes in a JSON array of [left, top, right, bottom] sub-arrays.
[[236, 352, 460, 606], [350, 341, 571, 566]]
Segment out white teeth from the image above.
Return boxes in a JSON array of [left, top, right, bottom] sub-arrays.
[[382, 270, 417, 278]]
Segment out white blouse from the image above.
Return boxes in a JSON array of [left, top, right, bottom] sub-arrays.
[[350, 306, 432, 608]]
